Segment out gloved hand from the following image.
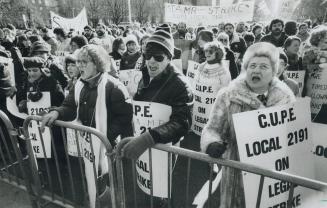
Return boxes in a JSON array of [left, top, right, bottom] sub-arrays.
[[18, 100, 27, 113], [116, 132, 155, 159], [206, 142, 227, 158]]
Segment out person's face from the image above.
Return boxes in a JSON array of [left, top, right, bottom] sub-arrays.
[[171, 25, 177, 33], [271, 22, 283, 35], [84, 29, 92, 36], [198, 37, 208, 49], [286, 40, 300, 55], [118, 43, 126, 55], [254, 27, 262, 36], [27, 67, 42, 83], [204, 48, 216, 62], [187, 27, 194, 33], [218, 23, 225, 31], [66, 63, 79, 79], [299, 25, 308, 34], [224, 25, 234, 36], [33, 51, 48, 60], [318, 35, 327, 50], [237, 22, 245, 31], [127, 42, 137, 53], [141, 38, 149, 53], [76, 53, 98, 80], [145, 53, 170, 78], [70, 41, 79, 52], [277, 59, 287, 77], [177, 24, 186, 33], [246, 56, 274, 93], [218, 36, 229, 47]]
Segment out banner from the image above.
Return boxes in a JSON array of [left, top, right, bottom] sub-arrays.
[[50, 7, 88, 33], [233, 98, 321, 207], [119, 69, 142, 97], [304, 50, 327, 115], [164, 1, 255, 26], [311, 122, 327, 183], [285, 70, 305, 96], [275, 0, 301, 20], [27, 92, 52, 158], [132, 101, 172, 198]]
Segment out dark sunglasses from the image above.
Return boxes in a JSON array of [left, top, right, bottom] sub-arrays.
[[144, 53, 166, 62]]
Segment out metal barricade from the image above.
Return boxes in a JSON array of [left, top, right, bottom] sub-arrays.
[[22, 115, 118, 208], [0, 110, 38, 207], [115, 143, 327, 208]]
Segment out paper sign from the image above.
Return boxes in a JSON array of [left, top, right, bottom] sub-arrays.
[[233, 98, 320, 208], [286, 70, 305, 95], [27, 92, 52, 158], [186, 60, 200, 89], [119, 69, 142, 97], [132, 101, 172, 198], [311, 122, 327, 183]]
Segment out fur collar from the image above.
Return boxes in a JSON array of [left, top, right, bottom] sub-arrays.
[[224, 74, 295, 109]]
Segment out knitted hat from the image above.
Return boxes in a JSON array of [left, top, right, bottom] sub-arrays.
[[146, 29, 174, 58], [30, 41, 50, 55], [156, 24, 171, 34], [23, 57, 46, 68], [84, 25, 92, 30], [125, 34, 139, 46]]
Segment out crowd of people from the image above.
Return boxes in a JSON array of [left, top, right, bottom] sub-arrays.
[[0, 17, 327, 207]]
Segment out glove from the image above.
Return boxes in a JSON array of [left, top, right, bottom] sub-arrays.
[[116, 132, 155, 160], [206, 142, 227, 158], [18, 100, 27, 113]]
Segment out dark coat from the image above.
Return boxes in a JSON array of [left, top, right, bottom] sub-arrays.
[[134, 63, 193, 144], [109, 51, 122, 60], [120, 51, 141, 70], [260, 32, 288, 48], [225, 47, 239, 79], [54, 73, 133, 147]]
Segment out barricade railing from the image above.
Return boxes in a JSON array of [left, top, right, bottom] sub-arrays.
[[115, 143, 327, 208], [0, 110, 38, 207], [22, 115, 117, 208]]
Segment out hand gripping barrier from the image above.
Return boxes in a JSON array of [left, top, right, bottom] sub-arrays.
[[115, 143, 327, 208], [22, 115, 118, 208]]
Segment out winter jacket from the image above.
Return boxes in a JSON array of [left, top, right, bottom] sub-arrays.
[[201, 74, 295, 208], [109, 51, 122, 60], [134, 63, 193, 144], [229, 34, 247, 60], [260, 32, 288, 47], [54, 72, 133, 147], [120, 51, 141, 70]]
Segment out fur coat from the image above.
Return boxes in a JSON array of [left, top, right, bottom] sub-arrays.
[[201, 74, 296, 208]]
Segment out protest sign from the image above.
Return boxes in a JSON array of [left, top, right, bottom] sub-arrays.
[[132, 101, 172, 198], [304, 51, 327, 115], [171, 59, 183, 72], [186, 60, 200, 88], [192, 62, 230, 135], [311, 122, 327, 183], [50, 7, 88, 33], [66, 125, 84, 157], [27, 92, 52, 158], [164, 1, 255, 26], [119, 69, 142, 97], [233, 98, 320, 207], [285, 70, 305, 96]]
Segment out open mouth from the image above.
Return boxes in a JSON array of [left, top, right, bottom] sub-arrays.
[[252, 75, 261, 83], [149, 66, 157, 72]]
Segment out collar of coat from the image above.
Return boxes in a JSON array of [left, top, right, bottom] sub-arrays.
[[226, 74, 295, 109]]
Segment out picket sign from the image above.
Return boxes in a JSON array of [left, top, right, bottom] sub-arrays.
[[233, 98, 323, 208], [285, 70, 305, 95], [119, 69, 142, 97], [27, 92, 52, 158], [132, 101, 172, 198], [311, 122, 327, 183]]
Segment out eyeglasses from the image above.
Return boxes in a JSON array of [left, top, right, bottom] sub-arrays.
[[144, 53, 166, 62], [218, 39, 228, 43]]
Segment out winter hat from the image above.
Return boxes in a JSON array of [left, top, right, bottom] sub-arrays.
[[23, 57, 46, 68], [84, 25, 92, 30], [30, 41, 50, 55], [146, 29, 174, 58], [125, 34, 139, 47], [156, 24, 171, 34]]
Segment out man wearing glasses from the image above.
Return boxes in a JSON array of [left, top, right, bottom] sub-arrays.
[[117, 29, 193, 160]]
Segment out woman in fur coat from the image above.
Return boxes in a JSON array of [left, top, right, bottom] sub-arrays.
[[201, 42, 296, 208]]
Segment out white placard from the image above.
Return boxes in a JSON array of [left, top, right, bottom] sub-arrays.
[[27, 92, 52, 158], [285, 70, 305, 96], [311, 122, 327, 183], [233, 98, 321, 207], [133, 101, 172, 198], [119, 69, 142, 97], [66, 125, 84, 157], [186, 60, 200, 89], [165, 1, 255, 26]]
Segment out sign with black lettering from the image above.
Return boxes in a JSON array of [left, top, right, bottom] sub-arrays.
[[27, 92, 51, 158], [192, 62, 231, 135], [133, 101, 172, 198], [311, 123, 327, 183], [233, 98, 320, 207], [186, 60, 200, 89], [304, 50, 327, 115], [66, 125, 84, 157], [285, 70, 305, 95], [119, 69, 142, 97]]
